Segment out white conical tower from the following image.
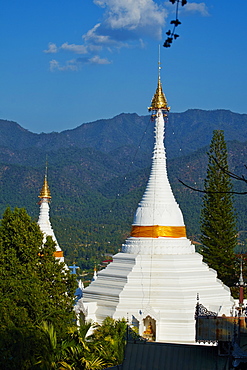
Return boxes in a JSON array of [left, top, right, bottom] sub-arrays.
[[123, 66, 189, 254], [82, 66, 234, 343], [38, 169, 64, 263]]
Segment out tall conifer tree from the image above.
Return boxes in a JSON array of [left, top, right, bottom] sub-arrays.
[[200, 130, 238, 287]]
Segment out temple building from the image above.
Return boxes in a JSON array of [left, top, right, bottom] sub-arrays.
[[82, 68, 235, 343], [38, 172, 64, 263]]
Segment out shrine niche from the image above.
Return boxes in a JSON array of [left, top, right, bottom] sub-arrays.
[[143, 316, 156, 341]]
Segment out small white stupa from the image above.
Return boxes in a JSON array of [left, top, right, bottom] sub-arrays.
[[38, 169, 64, 263], [82, 66, 234, 343], [92, 266, 98, 282]]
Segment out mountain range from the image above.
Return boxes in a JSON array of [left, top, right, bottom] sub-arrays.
[[2, 109, 247, 157], [1, 109, 247, 267]]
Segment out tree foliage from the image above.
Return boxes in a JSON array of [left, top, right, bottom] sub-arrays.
[[200, 130, 238, 286], [34, 318, 128, 370], [0, 207, 77, 369], [90, 317, 127, 366]]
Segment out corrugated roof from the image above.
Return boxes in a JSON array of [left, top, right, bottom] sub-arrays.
[[120, 341, 229, 370]]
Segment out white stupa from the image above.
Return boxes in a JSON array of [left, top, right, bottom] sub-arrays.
[[38, 171, 64, 263], [82, 68, 234, 343]]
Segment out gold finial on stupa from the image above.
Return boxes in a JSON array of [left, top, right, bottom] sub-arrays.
[[39, 175, 51, 199], [148, 49, 170, 112], [39, 160, 51, 199]]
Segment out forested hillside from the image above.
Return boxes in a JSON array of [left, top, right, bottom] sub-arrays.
[[1, 110, 247, 268]]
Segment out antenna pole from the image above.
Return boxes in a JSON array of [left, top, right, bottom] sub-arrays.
[[45, 155, 48, 178], [158, 45, 161, 79]]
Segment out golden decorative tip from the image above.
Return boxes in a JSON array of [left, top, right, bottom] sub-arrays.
[[38, 175, 51, 199], [148, 76, 170, 112], [149, 51, 170, 112]]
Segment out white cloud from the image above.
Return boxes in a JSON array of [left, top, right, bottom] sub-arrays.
[[183, 2, 209, 16], [88, 55, 112, 64], [139, 38, 145, 48], [45, 0, 169, 71], [60, 42, 88, 54], [82, 23, 129, 50], [93, 0, 106, 7], [49, 59, 81, 72], [49, 55, 112, 71], [83, 23, 113, 45], [93, 0, 167, 38], [44, 42, 88, 55], [164, 1, 209, 16], [49, 59, 60, 71], [44, 43, 58, 53]]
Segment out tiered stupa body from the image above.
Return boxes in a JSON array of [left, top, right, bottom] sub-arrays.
[[83, 71, 234, 343], [38, 174, 64, 263]]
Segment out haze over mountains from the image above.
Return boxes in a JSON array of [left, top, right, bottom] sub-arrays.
[[1, 109, 247, 266]]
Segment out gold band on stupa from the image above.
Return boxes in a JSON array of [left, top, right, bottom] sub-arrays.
[[130, 225, 186, 238], [54, 251, 64, 258]]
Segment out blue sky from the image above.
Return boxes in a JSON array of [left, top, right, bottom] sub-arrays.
[[1, 1, 247, 133]]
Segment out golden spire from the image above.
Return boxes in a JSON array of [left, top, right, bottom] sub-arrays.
[[148, 50, 170, 112], [38, 161, 51, 199]]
